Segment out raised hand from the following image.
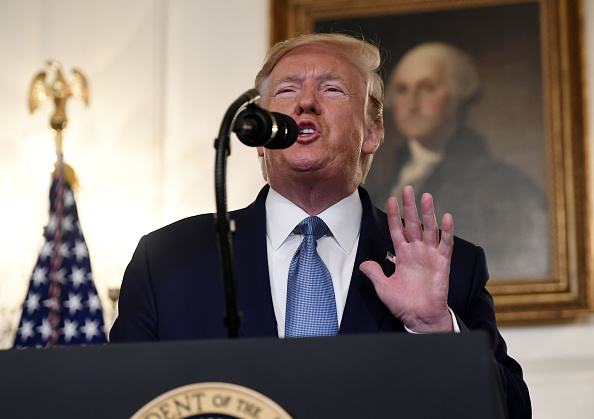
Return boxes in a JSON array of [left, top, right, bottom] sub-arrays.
[[360, 185, 455, 332]]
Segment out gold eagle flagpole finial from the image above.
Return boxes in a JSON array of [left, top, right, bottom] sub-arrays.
[[28, 60, 89, 189]]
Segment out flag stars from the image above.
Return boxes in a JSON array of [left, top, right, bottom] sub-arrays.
[[62, 319, 79, 343], [40, 241, 54, 260], [73, 239, 89, 262], [46, 214, 57, 235], [63, 190, 75, 208], [24, 292, 41, 315], [31, 267, 48, 287], [81, 319, 102, 341], [70, 267, 88, 288], [14, 178, 107, 348], [62, 214, 75, 232], [63, 293, 83, 315], [36, 318, 53, 341], [86, 293, 102, 315], [58, 242, 70, 258], [18, 320, 36, 341]]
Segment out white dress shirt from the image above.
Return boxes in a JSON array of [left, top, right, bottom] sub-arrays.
[[265, 188, 361, 337]]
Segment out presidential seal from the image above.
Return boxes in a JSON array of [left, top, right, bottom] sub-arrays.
[[130, 382, 293, 419]]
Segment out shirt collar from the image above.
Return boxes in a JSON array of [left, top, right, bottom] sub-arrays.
[[265, 187, 362, 254]]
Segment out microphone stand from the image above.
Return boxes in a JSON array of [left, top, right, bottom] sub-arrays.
[[213, 89, 260, 338]]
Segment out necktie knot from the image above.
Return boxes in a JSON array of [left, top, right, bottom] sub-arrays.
[[296, 216, 329, 241]]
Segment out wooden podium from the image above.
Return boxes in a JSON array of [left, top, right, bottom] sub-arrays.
[[0, 332, 506, 418]]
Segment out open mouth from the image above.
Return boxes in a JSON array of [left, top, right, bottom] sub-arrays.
[[297, 120, 319, 138]]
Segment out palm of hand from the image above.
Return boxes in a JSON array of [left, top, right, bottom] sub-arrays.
[[360, 186, 454, 332]]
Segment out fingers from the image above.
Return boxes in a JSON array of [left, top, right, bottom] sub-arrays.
[[420, 192, 439, 247], [439, 212, 455, 257], [386, 196, 407, 248], [401, 186, 422, 241], [389, 186, 450, 249]]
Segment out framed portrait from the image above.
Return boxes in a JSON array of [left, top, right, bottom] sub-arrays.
[[271, 0, 592, 322]]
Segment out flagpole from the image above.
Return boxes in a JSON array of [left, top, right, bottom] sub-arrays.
[[54, 128, 63, 155]]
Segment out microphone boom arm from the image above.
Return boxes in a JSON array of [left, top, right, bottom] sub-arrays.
[[213, 88, 260, 338]]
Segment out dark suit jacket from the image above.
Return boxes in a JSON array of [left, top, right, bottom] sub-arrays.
[[110, 185, 530, 418]]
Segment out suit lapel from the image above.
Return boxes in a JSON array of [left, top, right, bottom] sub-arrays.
[[231, 186, 279, 338], [339, 188, 405, 334]]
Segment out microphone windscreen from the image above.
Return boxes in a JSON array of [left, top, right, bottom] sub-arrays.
[[266, 112, 298, 149], [233, 106, 297, 149]]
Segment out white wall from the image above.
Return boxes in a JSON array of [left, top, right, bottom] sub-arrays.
[[0, 1, 592, 417], [0, 0, 268, 337]]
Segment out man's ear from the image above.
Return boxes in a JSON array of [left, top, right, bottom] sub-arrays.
[[362, 122, 382, 155], [257, 146, 265, 157]]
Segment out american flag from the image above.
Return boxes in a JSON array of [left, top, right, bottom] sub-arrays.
[[14, 162, 107, 347]]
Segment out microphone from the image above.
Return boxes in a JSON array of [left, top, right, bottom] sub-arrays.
[[233, 104, 298, 149]]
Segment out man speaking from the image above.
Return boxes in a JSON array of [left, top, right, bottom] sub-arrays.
[[110, 33, 531, 418]]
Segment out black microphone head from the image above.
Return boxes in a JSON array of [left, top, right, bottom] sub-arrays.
[[266, 112, 298, 149], [233, 106, 297, 149], [233, 106, 273, 147]]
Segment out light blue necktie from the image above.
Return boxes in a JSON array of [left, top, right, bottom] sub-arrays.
[[285, 216, 338, 338]]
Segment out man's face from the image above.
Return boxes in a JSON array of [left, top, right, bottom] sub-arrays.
[[392, 52, 458, 149], [258, 44, 379, 192]]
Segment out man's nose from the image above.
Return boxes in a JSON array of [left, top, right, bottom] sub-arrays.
[[400, 90, 420, 111], [294, 83, 321, 115]]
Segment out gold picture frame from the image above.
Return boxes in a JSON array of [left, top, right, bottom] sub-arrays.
[[271, 0, 592, 323]]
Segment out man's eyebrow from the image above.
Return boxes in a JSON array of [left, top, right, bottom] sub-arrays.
[[272, 69, 347, 85], [273, 73, 301, 85], [316, 69, 346, 83]]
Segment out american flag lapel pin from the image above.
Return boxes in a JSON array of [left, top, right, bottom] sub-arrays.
[[386, 251, 396, 265]]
